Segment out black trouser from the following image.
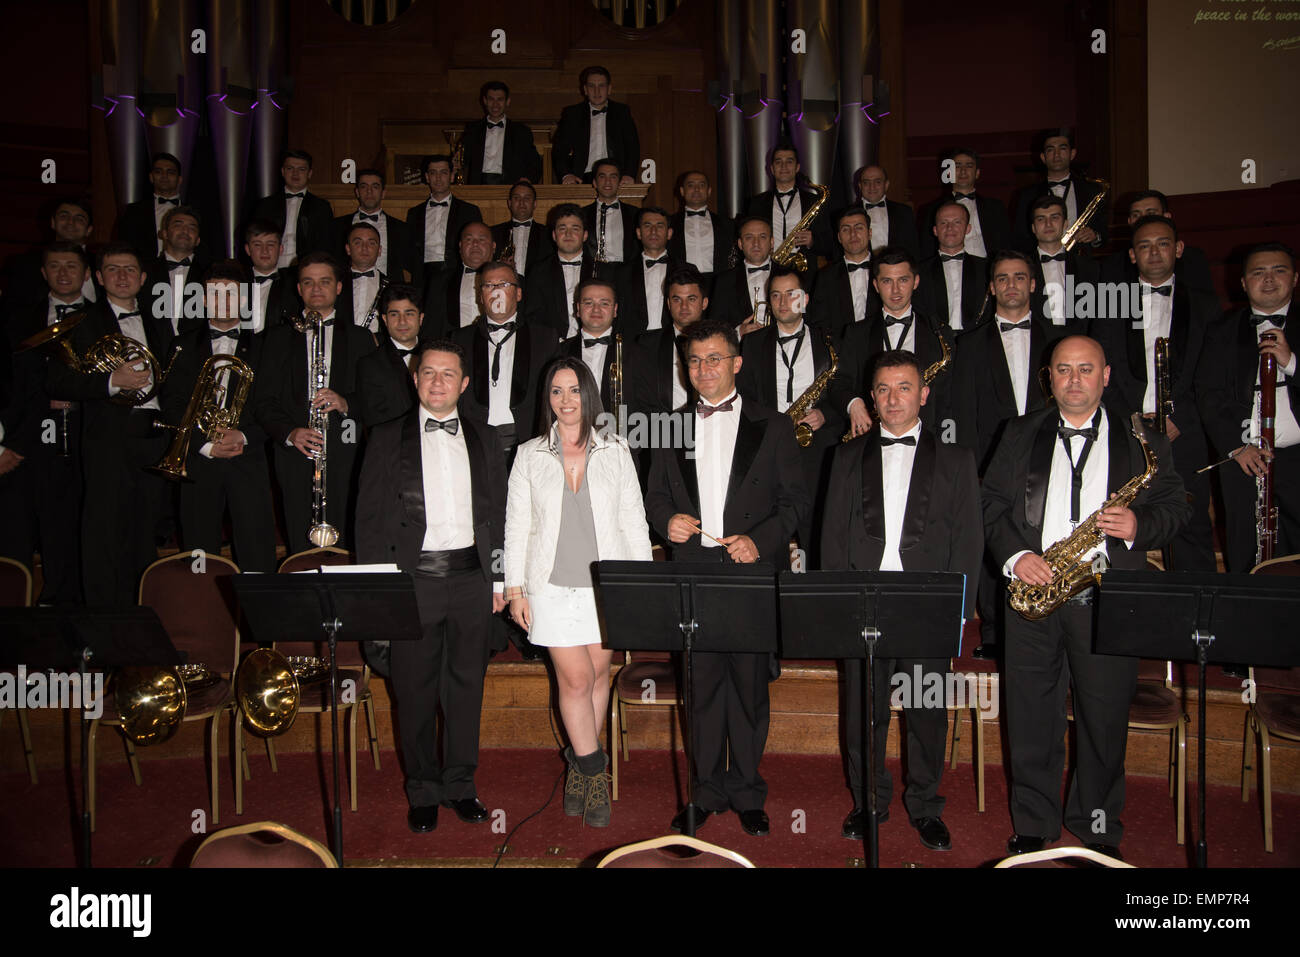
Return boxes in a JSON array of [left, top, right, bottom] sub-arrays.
[[178, 454, 277, 573], [1220, 443, 1300, 572], [1004, 597, 1137, 846], [843, 657, 949, 819], [688, 649, 771, 813], [0, 439, 82, 604], [1168, 430, 1217, 572], [391, 551, 492, 807]]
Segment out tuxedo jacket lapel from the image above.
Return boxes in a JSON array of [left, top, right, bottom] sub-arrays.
[[1236, 315, 1260, 407], [725, 409, 763, 514], [1025, 411, 1057, 533], [1106, 406, 1133, 495], [758, 330, 779, 406], [399, 411, 426, 531], [900, 429, 936, 553], [1026, 320, 1047, 412], [860, 435, 885, 544], [987, 325, 1017, 413], [472, 324, 489, 406], [673, 439, 699, 513], [1125, 316, 1146, 382], [510, 324, 530, 409], [1170, 285, 1191, 380]]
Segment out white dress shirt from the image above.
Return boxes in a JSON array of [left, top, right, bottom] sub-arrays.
[[746, 258, 773, 325], [955, 194, 986, 258], [47, 295, 86, 325], [458, 267, 479, 328], [510, 221, 532, 277], [161, 260, 191, 336], [846, 256, 872, 323], [351, 270, 381, 332], [486, 317, 517, 427], [557, 255, 583, 338], [682, 207, 715, 272], [279, 192, 303, 268], [251, 270, 277, 333], [696, 390, 742, 547], [581, 333, 609, 388], [774, 321, 815, 414], [585, 108, 608, 174], [879, 420, 923, 571], [482, 117, 506, 175], [1139, 278, 1175, 414], [941, 252, 965, 330], [596, 201, 625, 263], [1252, 306, 1299, 449], [108, 301, 160, 411], [642, 255, 667, 332], [1037, 246, 1068, 324], [1047, 178, 1079, 227], [864, 201, 889, 252], [771, 190, 803, 248], [419, 406, 475, 550], [671, 331, 689, 411], [153, 195, 179, 253], [881, 307, 916, 353], [424, 196, 451, 263], [303, 310, 335, 396], [996, 313, 1033, 416]]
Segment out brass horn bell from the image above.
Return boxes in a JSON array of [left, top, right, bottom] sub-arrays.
[[114, 666, 188, 746], [236, 649, 301, 737]]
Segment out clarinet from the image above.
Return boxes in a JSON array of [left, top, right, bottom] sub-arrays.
[[1256, 332, 1279, 565]]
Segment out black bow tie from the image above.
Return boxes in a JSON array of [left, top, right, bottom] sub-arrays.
[[777, 330, 805, 347], [156, 196, 179, 205], [253, 274, 275, 284], [952, 192, 975, 201], [863, 200, 887, 209], [394, 347, 415, 357], [1000, 319, 1033, 333], [880, 434, 917, 447], [697, 397, 736, 418], [302, 315, 334, 327], [209, 328, 239, 341], [55, 301, 86, 317], [747, 263, 770, 274], [584, 336, 612, 347], [601, 202, 620, 211], [686, 209, 707, 217], [1040, 252, 1068, 263], [166, 258, 191, 269], [939, 253, 965, 262], [116, 310, 141, 320], [883, 315, 912, 327], [424, 417, 459, 435], [845, 260, 871, 272], [358, 212, 379, 221], [591, 106, 608, 115], [428, 199, 449, 208], [1145, 284, 1173, 297], [488, 321, 516, 335], [1252, 313, 1286, 328], [1048, 179, 1071, 194], [486, 120, 504, 129], [1058, 424, 1098, 441], [645, 256, 668, 267], [286, 191, 305, 199], [560, 259, 583, 267], [777, 190, 796, 198], [352, 270, 375, 279], [511, 221, 531, 228]]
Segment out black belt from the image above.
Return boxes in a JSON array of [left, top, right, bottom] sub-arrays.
[[416, 546, 480, 577]]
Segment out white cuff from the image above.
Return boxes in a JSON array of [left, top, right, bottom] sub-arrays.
[[1003, 549, 1032, 579], [200, 442, 214, 459]]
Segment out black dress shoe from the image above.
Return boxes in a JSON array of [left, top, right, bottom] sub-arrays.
[[441, 797, 489, 823], [407, 805, 438, 833], [842, 807, 865, 840], [971, 644, 997, 660], [737, 809, 769, 836], [911, 816, 952, 851], [670, 804, 716, 834], [1085, 842, 1124, 861], [1006, 833, 1046, 854]]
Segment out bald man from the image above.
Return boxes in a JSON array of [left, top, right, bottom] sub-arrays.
[[982, 335, 1189, 860]]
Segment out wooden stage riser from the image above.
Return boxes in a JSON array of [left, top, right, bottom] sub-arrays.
[[4, 669, 1297, 793]]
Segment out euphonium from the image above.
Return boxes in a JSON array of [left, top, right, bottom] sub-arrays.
[[236, 649, 301, 737], [114, 666, 188, 746], [16, 308, 175, 405], [295, 309, 340, 548], [1008, 413, 1159, 620], [151, 354, 254, 480], [788, 333, 837, 447], [772, 182, 828, 273], [1060, 177, 1109, 252]]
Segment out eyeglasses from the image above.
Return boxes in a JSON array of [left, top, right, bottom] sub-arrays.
[[481, 281, 518, 292], [686, 353, 736, 370]]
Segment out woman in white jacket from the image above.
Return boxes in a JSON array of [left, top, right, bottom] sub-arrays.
[[504, 357, 652, 825]]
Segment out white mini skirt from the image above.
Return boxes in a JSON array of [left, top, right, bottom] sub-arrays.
[[528, 581, 604, 648]]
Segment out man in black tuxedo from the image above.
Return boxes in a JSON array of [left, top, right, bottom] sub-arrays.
[[841, 248, 955, 440], [159, 264, 275, 572], [708, 217, 779, 331], [953, 250, 1066, 657], [823, 350, 982, 849], [357, 283, 423, 428], [1091, 215, 1217, 572], [462, 81, 542, 186], [452, 262, 558, 462], [116, 152, 184, 261], [617, 206, 676, 339], [920, 148, 1010, 261], [808, 207, 879, 338], [738, 266, 844, 554], [424, 222, 497, 339], [244, 220, 298, 333], [254, 252, 376, 553], [1025, 196, 1100, 332], [1196, 243, 1299, 571], [1010, 130, 1107, 251], [253, 149, 336, 270], [0, 242, 90, 604], [337, 222, 387, 333], [1, 198, 100, 316], [558, 277, 647, 422], [356, 339, 507, 833], [491, 179, 553, 280], [646, 319, 810, 836], [917, 202, 988, 333], [855, 164, 919, 259], [984, 335, 1190, 857], [746, 143, 834, 264], [553, 65, 640, 186], [1101, 191, 1215, 294], [404, 154, 483, 293], [633, 265, 708, 414], [522, 204, 594, 341], [45, 244, 173, 608], [147, 206, 212, 338], [582, 158, 639, 273], [668, 171, 734, 291], [332, 168, 408, 281]]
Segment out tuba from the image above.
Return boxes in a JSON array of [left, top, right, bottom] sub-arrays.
[[1008, 413, 1159, 619], [17, 309, 176, 406], [236, 649, 302, 737], [1060, 177, 1109, 252], [772, 182, 828, 273], [152, 354, 254, 480], [788, 332, 837, 447]]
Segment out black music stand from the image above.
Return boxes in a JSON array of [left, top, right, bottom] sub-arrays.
[[232, 572, 420, 865], [594, 560, 777, 838], [0, 606, 177, 868], [778, 571, 967, 868], [1096, 570, 1300, 868]]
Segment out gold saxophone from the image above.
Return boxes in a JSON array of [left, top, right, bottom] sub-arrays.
[[1060, 177, 1109, 252], [772, 182, 827, 273], [840, 327, 952, 443], [787, 332, 837, 447], [1008, 412, 1159, 620]]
